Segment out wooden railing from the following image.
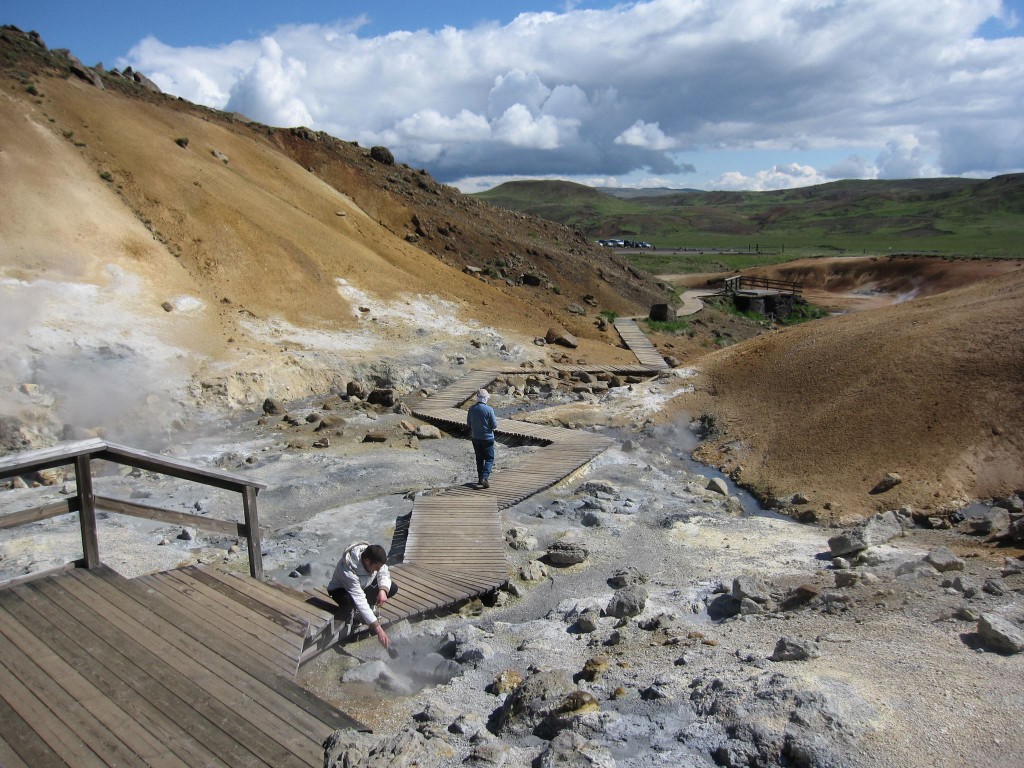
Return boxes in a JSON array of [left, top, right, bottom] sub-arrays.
[[0, 438, 267, 582], [722, 275, 802, 294]]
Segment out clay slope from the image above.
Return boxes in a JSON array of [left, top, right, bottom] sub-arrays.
[[0, 28, 666, 446], [678, 269, 1024, 521]]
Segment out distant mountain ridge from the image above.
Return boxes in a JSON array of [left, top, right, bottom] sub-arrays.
[[475, 175, 1024, 255], [600, 186, 705, 199]]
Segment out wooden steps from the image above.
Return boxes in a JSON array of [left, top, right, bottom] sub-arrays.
[[613, 318, 670, 369]]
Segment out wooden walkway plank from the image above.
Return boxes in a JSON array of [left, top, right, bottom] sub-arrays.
[[2, 585, 237, 767], [0, 728, 34, 768], [57, 569, 335, 767], [33, 573, 307, 768], [0, 658, 111, 768], [160, 569, 304, 648], [82, 566, 362, 736], [223, 570, 335, 629], [184, 565, 316, 636], [162, 569, 306, 652], [0, 687, 67, 768], [0, 607, 182, 768], [134, 573, 299, 679]]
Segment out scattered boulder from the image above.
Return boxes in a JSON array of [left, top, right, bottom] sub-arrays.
[[995, 494, 1024, 513], [323, 727, 452, 768], [834, 571, 860, 588], [489, 669, 523, 695], [964, 508, 1011, 536], [706, 477, 729, 496], [449, 712, 484, 736], [780, 583, 821, 611], [546, 540, 589, 565], [493, 669, 576, 737], [367, 388, 397, 408], [608, 566, 647, 588], [770, 638, 819, 663], [579, 655, 610, 682], [924, 547, 965, 573], [362, 432, 388, 443], [505, 526, 538, 551], [1009, 518, 1024, 546], [604, 586, 648, 619], [536, 730, 615, 768], [536, 690, 602, 740], [519, 560, 550, 581], [827, 511, 903, 556], [574, 606, 601, 633], [732, 575, 771, 604], [415, 424, 442, 439], [545, 328, 579, 349], [317, 415, 346, 432], [369, 145, 395, 165], [870, 472, 902, 494], [977, 614, 1024, 654]]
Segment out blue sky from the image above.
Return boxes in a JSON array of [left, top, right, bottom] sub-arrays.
[[6, 1, 1024, 191]]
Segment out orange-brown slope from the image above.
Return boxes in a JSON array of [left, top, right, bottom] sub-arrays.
[[29, 76, 495, 326], [1, 27, 669, 355], [676, 269, 1024, 521]]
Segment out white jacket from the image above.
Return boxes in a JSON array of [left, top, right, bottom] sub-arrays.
[[328, 542, 392, 626]]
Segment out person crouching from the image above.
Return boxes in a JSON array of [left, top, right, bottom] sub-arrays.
[[328, 542, 397, 650]]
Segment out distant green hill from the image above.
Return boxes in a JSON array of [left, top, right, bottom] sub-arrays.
[[475, 175, 1024, 259]]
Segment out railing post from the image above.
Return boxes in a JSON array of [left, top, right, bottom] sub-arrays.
[[74, 455, 100, 568], [242, 486, 263, 580]]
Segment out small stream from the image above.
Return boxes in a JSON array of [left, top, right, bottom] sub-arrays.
[[617, 416, 787, 519]]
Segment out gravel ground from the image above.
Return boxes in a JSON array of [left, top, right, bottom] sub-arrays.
[[3, 374, 1022, 768]]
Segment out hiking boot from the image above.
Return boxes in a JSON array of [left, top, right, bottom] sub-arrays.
[[480, 479, 489, 489]]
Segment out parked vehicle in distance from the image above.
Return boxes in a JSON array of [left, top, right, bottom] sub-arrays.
[[596, 239, 654, 248]]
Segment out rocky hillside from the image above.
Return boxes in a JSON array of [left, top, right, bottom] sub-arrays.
[[0, 25, 668, 450]]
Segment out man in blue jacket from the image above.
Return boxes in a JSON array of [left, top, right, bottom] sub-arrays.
[[467, 388, 497, 489]]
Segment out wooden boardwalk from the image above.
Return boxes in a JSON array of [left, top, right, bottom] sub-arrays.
[[0, 312, 674, 764], [0, 565, 364, 768], [613, 318, 670, 370], [296, 315, 669, 656]]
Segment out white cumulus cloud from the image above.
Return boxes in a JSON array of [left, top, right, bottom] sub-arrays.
[[123, 0, 1024, 189], [615, 120, 679, 150]]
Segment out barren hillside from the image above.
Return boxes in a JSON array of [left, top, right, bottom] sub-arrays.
[[2, 26, 1022, 523], [0, 27, 666, 448], [675, 268, 1024, 520]]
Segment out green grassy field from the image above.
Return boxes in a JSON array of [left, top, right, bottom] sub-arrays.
[[475, 175, 1024, 272]]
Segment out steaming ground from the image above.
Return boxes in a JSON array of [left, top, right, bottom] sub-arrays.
[[3, 344, 1024, 766]]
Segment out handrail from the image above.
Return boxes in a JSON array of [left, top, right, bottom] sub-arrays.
[[0, 439, 266, 582], [723, 275, 801, 295]]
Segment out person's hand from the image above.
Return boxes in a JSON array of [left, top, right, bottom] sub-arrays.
[[374, 623, 392, 650], [377, 588, 389, 606]]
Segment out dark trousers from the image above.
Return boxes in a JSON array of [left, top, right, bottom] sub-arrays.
[[472, 439, 495, 482], [329, 581, 399, 624]]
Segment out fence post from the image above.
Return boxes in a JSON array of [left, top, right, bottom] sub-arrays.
[[74, 455, 100, 568], [242, 486, 263, 580]]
